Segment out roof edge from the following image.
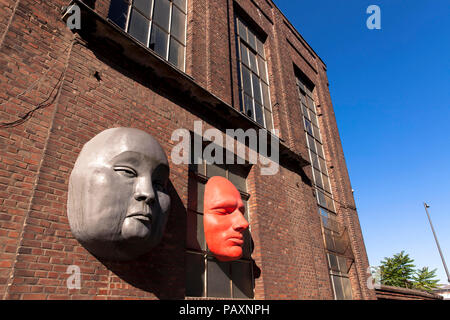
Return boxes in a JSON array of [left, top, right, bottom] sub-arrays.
[[267, 0, 327, 68]]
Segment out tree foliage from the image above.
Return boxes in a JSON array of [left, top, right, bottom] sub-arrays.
[[380, 251, 416, 289], [379, 251, 440, 292], [412, 267, 439, 292]]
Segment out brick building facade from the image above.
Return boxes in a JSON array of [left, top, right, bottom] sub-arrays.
[[0, 0, 376, 300]]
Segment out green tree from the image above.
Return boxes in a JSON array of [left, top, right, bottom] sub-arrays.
[[379, 251, 440, 292], [380, 251, 416, 288], [412, 267, 439, 292]]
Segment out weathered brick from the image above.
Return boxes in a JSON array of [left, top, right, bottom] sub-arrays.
[[0, 0, 374, 301]]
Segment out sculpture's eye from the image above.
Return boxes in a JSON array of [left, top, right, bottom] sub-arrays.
[[214, 207, 234, 215], [213, 209, 228, 215], [114, 166, 137, 178]]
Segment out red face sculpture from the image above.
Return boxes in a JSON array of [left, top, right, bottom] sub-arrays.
[[203, 176, 249, 262]]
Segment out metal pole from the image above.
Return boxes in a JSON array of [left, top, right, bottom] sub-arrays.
[[423, 203, 450, 283]]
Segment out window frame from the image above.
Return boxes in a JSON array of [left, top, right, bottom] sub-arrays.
[[297, 78, 336, 213], [236, 17, 274, 131], [185, 142, 254, 299], [110, 0, 188, 71], [296, 73, 354, 300]]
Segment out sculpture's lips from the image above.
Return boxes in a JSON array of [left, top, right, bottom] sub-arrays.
[[228, 236, 244, 245], [127, 212, 152, 222]]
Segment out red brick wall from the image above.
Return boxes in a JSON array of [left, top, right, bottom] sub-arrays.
[[0, 0, 75, 299], [248, 165, 333, 299], [315, 62, 375, 300], [0, 0, 375, 299]]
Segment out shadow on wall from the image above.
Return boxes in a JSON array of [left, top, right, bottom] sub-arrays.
[[98, 180, 187, 299], [73, 3, 244, 136], [83, 0, 96, 9], [66, 3, 267, 298], [70, 3, 313, 184]]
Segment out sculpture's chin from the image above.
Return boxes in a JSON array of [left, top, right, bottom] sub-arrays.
[[121, 217, 152, 241], [212, 246, 243, 262], [73, 222, 157, 261]]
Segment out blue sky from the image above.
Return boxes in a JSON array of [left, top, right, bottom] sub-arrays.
[[273, 0, 450, 283]]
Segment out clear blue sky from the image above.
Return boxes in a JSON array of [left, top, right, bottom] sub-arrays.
[[274, 0, 450, 284]]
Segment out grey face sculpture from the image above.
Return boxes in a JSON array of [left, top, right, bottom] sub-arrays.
[[68, 128, 171, 261]]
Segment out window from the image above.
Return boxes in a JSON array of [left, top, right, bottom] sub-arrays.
[[296, 73, 353, 300], [296, 76, 335, 213], [108, 0, 187, 70], [186, 141, 254, 299], [236, 17, 273, 131], [328, 253, 353, 300]]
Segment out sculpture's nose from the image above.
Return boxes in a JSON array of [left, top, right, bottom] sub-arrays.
[[134, 176, 155, 204], [232, 210, 249, 232]]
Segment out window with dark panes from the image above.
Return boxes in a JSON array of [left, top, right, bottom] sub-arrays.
[[296, 75, 335, 213], [296, 73, 353, 300], [108, 0, 187, 70], [327, 252, 353, 300], [186, 140, 254, 299], [236, 17, 273, 131]]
